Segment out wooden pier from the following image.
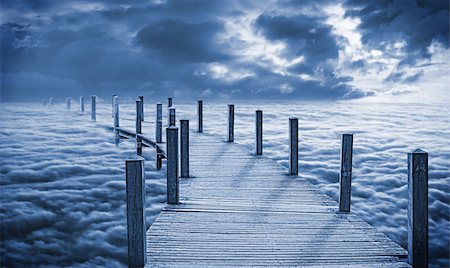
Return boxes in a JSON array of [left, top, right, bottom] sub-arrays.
[[63, 95, 429, 267]]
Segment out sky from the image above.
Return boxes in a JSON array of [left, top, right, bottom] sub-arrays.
[[0, 0, 449, 102]]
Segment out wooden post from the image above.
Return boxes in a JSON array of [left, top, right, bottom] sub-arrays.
[[66, 97, 71, 110], [91, 96, 96, 121], [125, 156, 146, 268], [113, 95, 119, 128], [156, 103, 162, 143], [166, 126, 179, 204], [197, 100, 203, 133], [180, 120, 189, 178], [111, 95, 116, 118], [289, 117, 298, 175], [79, 96, 84, 113], [227, 104, 234, 142], [339, 134, 353, 212], [256, 110, 263, 155], [408, 149, 428, 267], [49, 97, 54, 106], [139, 95, 144, 121], [169, 108, 176, 127], [136, 100, 143, 156], [167, 97, 173, 126], [156, 147, 162, 170]]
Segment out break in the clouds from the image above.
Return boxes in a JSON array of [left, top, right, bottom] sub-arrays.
[[0, 0, 448, 101]]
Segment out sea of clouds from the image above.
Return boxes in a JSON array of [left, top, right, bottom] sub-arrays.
[[1, 99, 449, 267]]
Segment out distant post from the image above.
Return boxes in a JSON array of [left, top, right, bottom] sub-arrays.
[[167, 97, 173, 126], [339, 134, 353, 212], [197, 100, 203, 132], [125, 156, 146, 268], [180, 120, 189, 178], [289, 117, 298, 175], [49, 97, 54, 106], [113, 95, 119, 129], [91, 96, 96, 121], [227, 104, 234, 142], [408, 149, 428, 268], [156, 103, 162, 143], [136, 100, 143, 156], [111, 95, 116, 118], [66, 97, 71, 110], [138, 95, 144, 121], [256, 110, 263, 155], [79, 96, 84, 113], [166, 126, 179, 204], [169, 108, 176, 127]]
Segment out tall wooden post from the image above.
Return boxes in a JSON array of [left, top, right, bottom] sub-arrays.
[[227, 104, 234, 142], [66, 97, 71, 110], [156, 103, 162, 143], [113, 95, 119, 128], [91, 96, 96, 122], [197, 100, 203, 133], [180, 120, 189, 178], [79, 96, 84, 113], [167, 97, 173, 126], [138, 95, 144, 121], [169, 108, 176, 127], [136, 100, 143, 156], [256, 110, 263, 155], [289, 117, 298, 175], [112, 95, 116, 118], [339, 134, 353, 212], [125, 156, 146, 268], [166, 126, 179, 204], [408, 149, 428, 268]]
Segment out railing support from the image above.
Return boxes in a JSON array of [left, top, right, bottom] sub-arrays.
[[256, 110, 263, 155], [339, 134, 353, 212], [91, 96, 96, 122], [138, 95, 144, 121], [156, 103, 162, 143], [289, 117, 298, 175], [408, 149, 428, 268], [169, 108, 176, 127], [198, 100, 203, 133], [79, 96, 84, 113], [136, 99, 143, 156], [125, 156, 146, 268], [166, 126, 179, 204], [156, 147, 162, 170], [227, 104, 234, 142], [113, 95, 119, 129], [180, 120, 189, 178]]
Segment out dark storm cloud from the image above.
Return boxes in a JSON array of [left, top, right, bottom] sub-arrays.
[[344, 0, 449, 58]]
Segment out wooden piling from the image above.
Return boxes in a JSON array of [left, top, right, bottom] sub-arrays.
[[197, 100, 203, 133], [228, 104, 234, 142], [408, 149, 428, 268], [156, 147, 162, 170], [156, 103, 162, 143], [139, 96, 144, 121], [136, 100, 143, 156], [66, 97, 71, 110], [113, 95, 119, 128], [79, 96, 84, 113], [125, 156, 146, 268], [166, 126, 179, 204], [112, 95, 116, 118], [167, 97, 173, 126], [339, 134, 353, 212], [256, 110, 263, 155], [289, 117, 298, 175], [91, 96, 96, 121], [169, 108, 176, 127], [180, 120, 189, 178]]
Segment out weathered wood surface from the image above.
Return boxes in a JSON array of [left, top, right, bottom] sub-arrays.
[[146, 132, 409, 267]]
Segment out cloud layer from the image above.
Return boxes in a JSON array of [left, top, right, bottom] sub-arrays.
[[1, 0, 448, 101]]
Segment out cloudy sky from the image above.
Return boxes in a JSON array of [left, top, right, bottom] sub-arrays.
[[1, 0, 449, 101]]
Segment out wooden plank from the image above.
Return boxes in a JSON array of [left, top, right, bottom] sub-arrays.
[[145, 131, 409, 267]]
